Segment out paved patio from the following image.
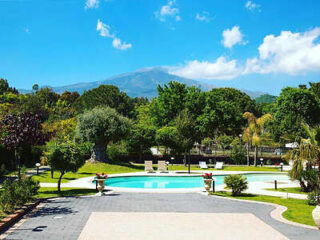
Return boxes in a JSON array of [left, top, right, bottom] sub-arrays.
[[2, 193, 320, 240]]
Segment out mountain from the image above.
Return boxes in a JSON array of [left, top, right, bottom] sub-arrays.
[[19, 67, 267, 98], [255, 94, 277, 104]]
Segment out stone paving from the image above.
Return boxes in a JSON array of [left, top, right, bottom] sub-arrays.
[[3, 193, 320, 240]]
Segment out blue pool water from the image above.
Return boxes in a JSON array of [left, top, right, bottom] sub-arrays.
[[105, 174, 290, 189]]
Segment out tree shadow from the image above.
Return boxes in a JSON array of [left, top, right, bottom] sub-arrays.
[[29, 205, 76, 218]]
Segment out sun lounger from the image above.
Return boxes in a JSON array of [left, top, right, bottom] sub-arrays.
[[215, 162, 224, 170], [145, 160, 154, 173], [283, 160, 294, 171], [199, 161, 208, 169], [158, 160, 167, 172]]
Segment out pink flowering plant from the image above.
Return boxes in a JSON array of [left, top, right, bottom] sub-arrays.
[[202, 173, 213, 180], [95, 173, 108, 179]]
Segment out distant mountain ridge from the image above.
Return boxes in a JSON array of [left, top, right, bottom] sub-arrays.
[[19, 67, 267, 99]]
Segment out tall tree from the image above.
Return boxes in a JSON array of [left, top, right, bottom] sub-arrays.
[[243, 112, 273, 166], [272, 87, 320, 142], [0, 112, 47, 178], [199, 88, 256, 137], [74, 85, 134, 118], [76, 107, 131, 162]]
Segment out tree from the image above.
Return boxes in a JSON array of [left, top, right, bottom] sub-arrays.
[[0, 112, 47, 178], [272, 87, 320, 142], [76, 107, 131, 162], [32, 84, 39, 93], [230, 137, 246, 165], [199, 88, 256, 137], [126, 104, 156, 160], [60, 91, 80, 105], [74, 85, 134, 118], [150, 82, 205, 128], [47, 141, 85, 192], [155, 126, 180, 155], [0, 79, 18, 95], [286, 124, 319, 198], [243, 112, 273, 166], [215, 134, 233, 155]]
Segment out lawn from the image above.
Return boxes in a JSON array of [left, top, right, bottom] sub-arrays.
[[36, 187, 97, 198], [31, 162, 282, 183], [212, 191, 315, 226], [266, 187, 307, 195]]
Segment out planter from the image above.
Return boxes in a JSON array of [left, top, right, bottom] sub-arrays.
[[312, 205, 320, 229], [96, 179, 106, 196], [203, 179, 212, 192]]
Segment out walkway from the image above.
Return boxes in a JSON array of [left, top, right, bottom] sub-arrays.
[[2, 193, 320, 240]]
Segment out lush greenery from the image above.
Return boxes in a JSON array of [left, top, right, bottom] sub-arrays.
[[0, 178, 40, 213], [212, 191, 316, 226], [0, 78, 319, 195], [224, 174, 248, 196]]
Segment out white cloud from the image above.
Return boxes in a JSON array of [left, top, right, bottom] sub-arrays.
[[195, 11, 210, 22], [245, 28, 320, 74], [96, 19, 114, 38], [155, 0, 180, 22], [245, 1, 261, 12], [112, 38, 132, 50], [170, 57, 242, 80], [85, 0, 99, 9], [24, 27, 30, 33], [222, 26, 246, 48], [96, 19, 132, 51]]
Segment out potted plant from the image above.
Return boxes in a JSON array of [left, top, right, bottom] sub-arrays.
[[95, 173, 108, 196], [202, 173, 213, 192]]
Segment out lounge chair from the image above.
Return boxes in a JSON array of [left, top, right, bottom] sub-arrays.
[[158, 160, 167, 173], [215, 162, 224, 170], [145, 160, 154, 173], [199, 161, 208, 169]]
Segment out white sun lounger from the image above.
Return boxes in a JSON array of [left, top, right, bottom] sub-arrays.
[[158, 160, 167, 172], [145, 160, 154, 173], [215, 162, 224, 170], [199, 161, 208, 169]]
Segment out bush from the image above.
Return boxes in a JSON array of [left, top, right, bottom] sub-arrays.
[[224, 174, 248, 196], [307, 191, 319, 206], [0, 178, 40, 213]]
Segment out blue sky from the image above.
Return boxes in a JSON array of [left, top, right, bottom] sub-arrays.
[[0, 0, 320, 95]]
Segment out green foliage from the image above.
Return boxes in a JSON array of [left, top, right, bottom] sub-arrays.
[[255, 94, 277, 104], [74, 85, 134, 117], [215, 134, 233, 152], [230, 138, 246, 164], [107, 143, 128, 162], [199, 88, 256, 136], [224, 174, 248, 196], [76, 107, 131, 145], [307, 191, 319, 206], [150, 82, 205, 128], [272, 87, 320, 142], [0, 178, 40, 213], [155, 126, 180, 154]]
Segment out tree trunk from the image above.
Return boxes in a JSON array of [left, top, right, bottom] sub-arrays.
[[57, 171, 65, 192], [254, 145, 257, 166], [90, 143, 107, 162], [188, 150, 191, 174], [51, 168, 54, 179], [15, 149, 21, 179], [246, 143, 250, 166]]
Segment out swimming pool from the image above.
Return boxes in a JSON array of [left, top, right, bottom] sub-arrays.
[[105, 173, 290, 189]]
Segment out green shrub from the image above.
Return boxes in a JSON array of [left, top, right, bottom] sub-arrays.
[[224, 174, 248, 196], [0, 178, 40, 213], [307, 191, 319, 206], [230, 138, 246, 165]]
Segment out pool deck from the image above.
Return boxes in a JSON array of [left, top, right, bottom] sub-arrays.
[[2, 192, 319, 240], [40, 171, 306, 199]]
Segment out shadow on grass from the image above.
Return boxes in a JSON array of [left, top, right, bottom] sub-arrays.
[[213, 191, 259, 198], [38, 188, 97, 198]]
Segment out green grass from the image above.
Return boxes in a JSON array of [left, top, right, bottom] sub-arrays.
[[32, 162, 144, 183], [36, 187, 97, 199], [32, 162, 282, 183], [212, 191, 315, 226], [266, 187, 307, 195]]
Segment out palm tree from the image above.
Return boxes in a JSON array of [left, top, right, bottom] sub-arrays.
[[243, 112, 273, 166], [288, 124, 320, 204]]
